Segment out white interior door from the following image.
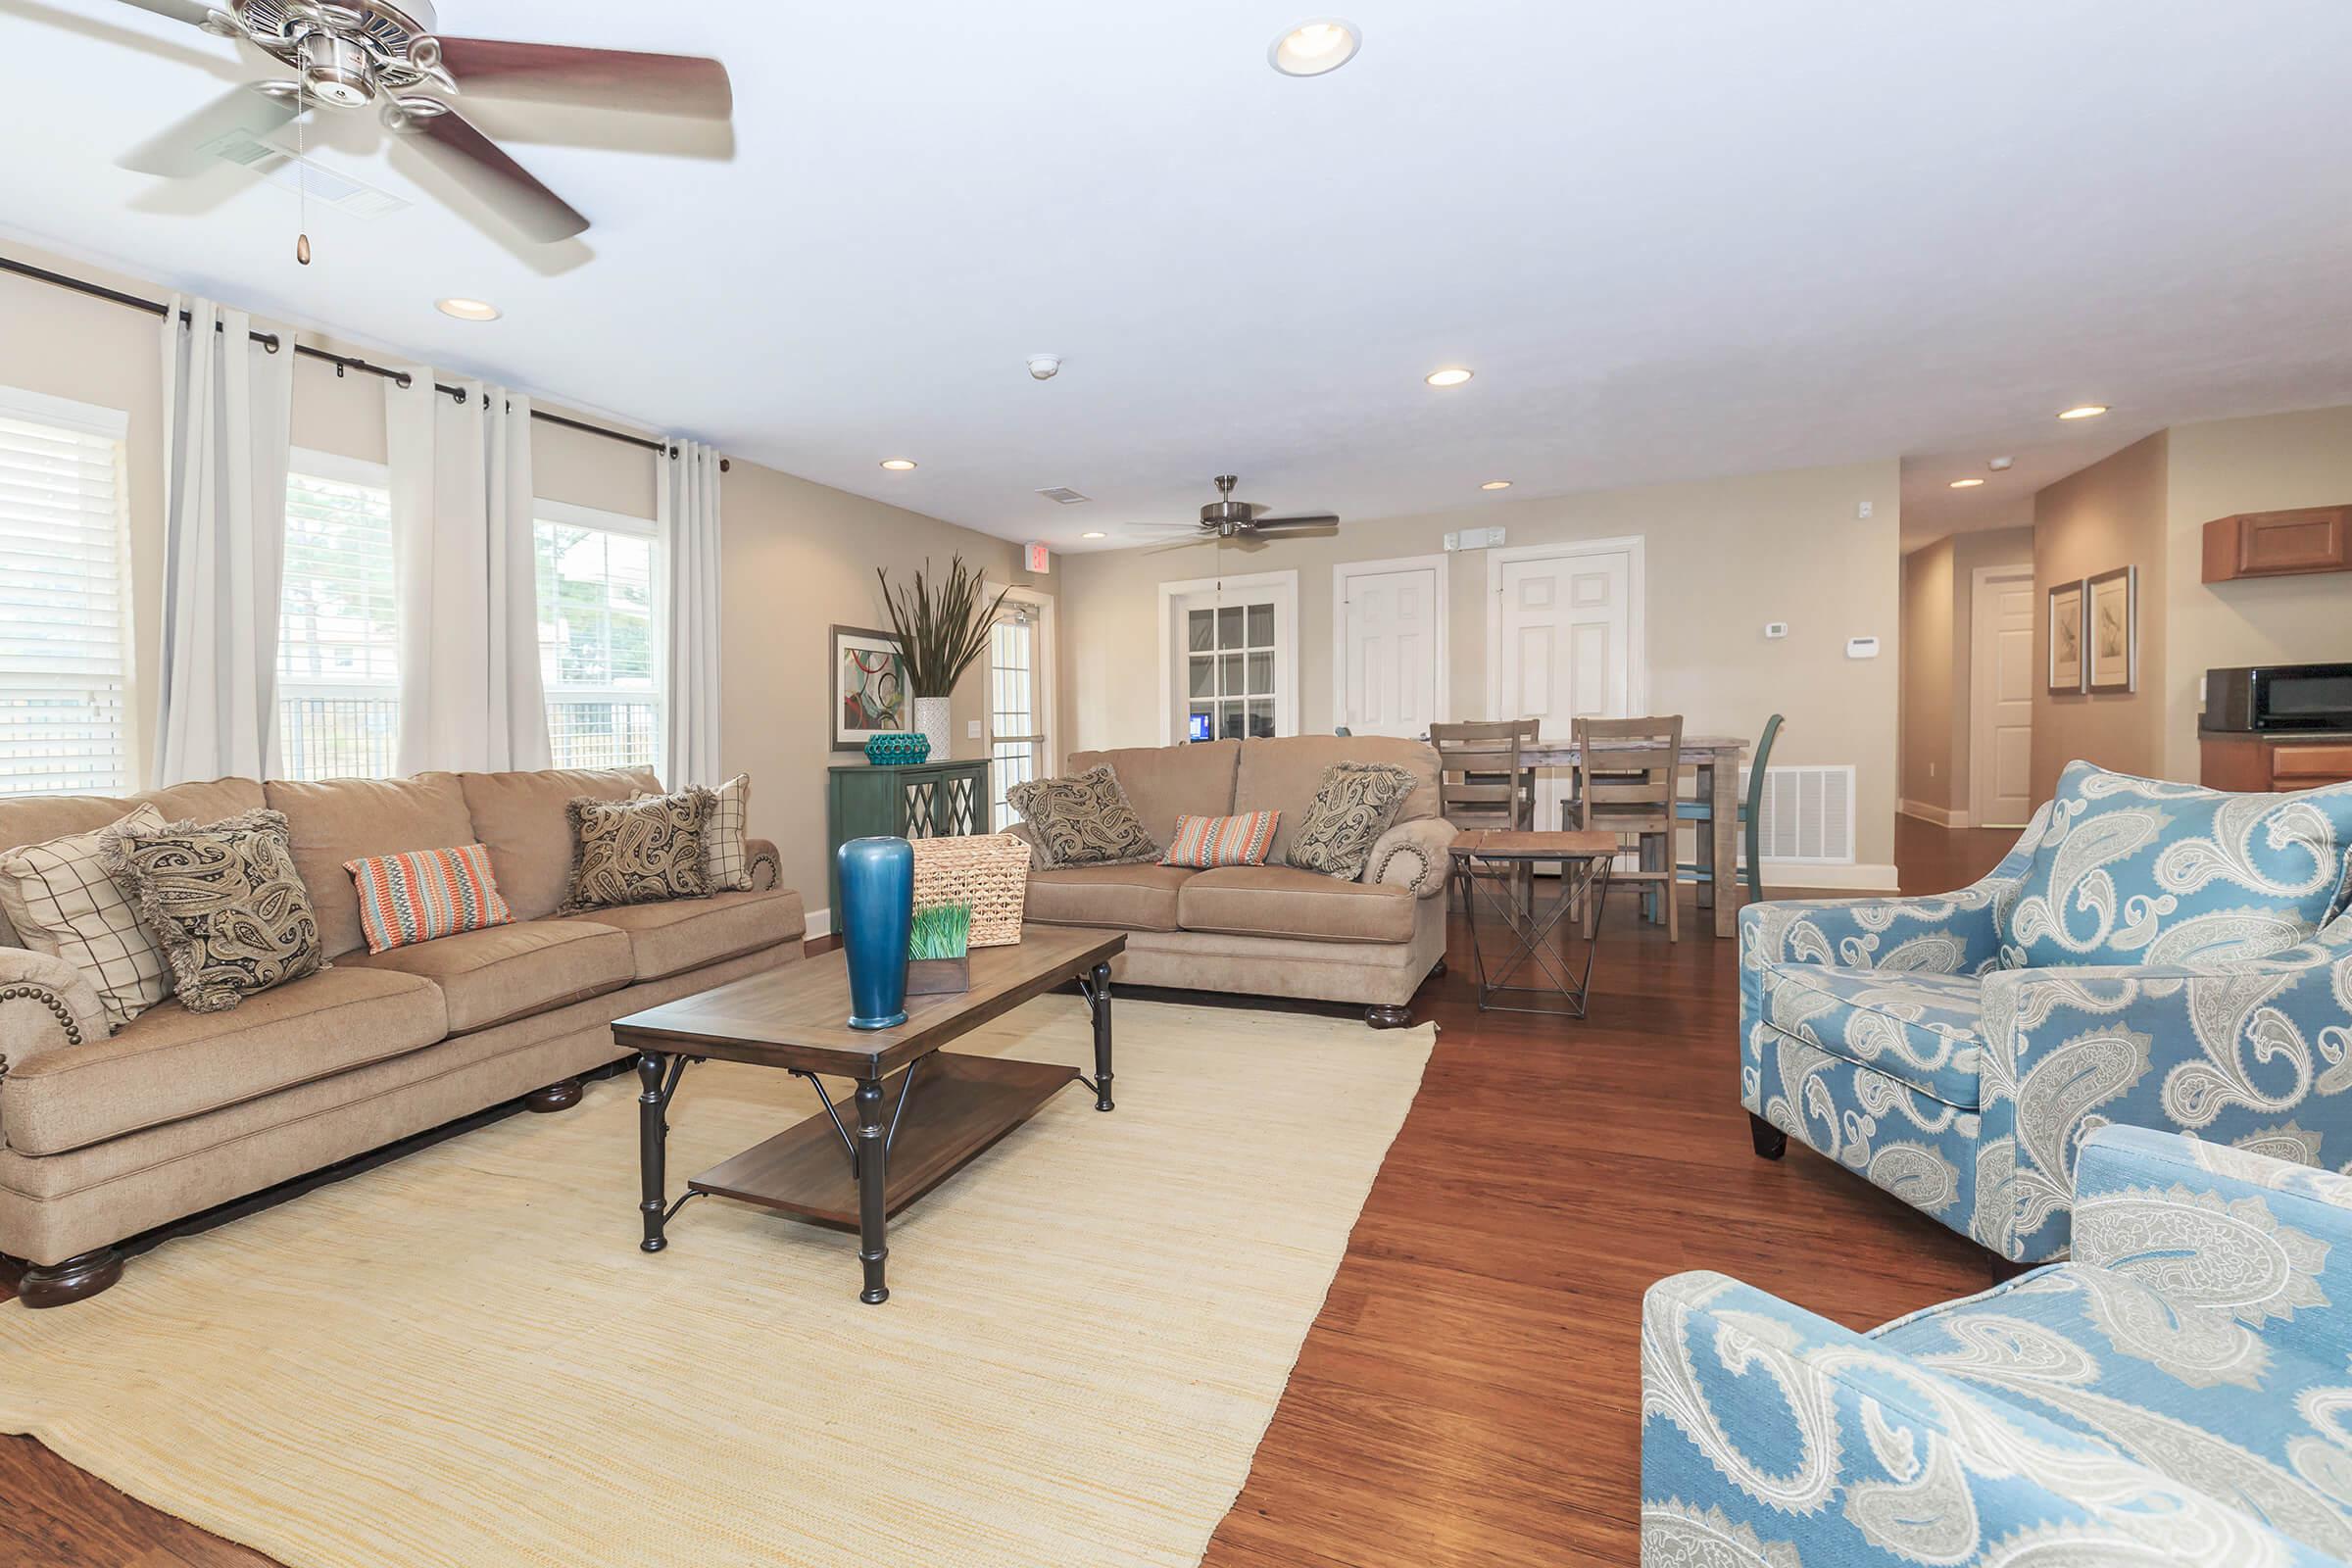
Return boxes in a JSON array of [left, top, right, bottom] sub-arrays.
[[1336, 559, 1443, 737], [1971, 567, 2035, 829], [1492, 544, 1638, 832]]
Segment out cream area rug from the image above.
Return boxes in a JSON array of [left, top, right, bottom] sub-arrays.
[[0, 997, 1433, 1568]]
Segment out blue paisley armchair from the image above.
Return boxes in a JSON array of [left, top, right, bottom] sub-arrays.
[[1741, 761, 2352, 1264], [1642, 1124, 2352, 1566]]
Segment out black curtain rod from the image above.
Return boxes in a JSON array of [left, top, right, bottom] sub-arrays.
[[0, 253, 727, 470]]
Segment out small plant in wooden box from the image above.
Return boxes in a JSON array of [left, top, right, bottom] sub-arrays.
[[906, 902, 971, 996]]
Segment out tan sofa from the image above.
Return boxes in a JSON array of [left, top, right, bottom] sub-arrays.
[[1010, 736, 1453, 1026], [0, 766, 802, 1307]]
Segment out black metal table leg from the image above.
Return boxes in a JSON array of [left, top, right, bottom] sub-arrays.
[[856, 1075, 889, 1303], [637, 1052, 670, 1252], [1089, 959, 1114, 1111]]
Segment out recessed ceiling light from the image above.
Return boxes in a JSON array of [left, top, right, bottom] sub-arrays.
[[1480, 480, 1512, 491], [1425, 367, 1474, 388], [1080, 530, 1107, 540], [879, 458, 917, 471], [1949, 477, 1985, 488], [435, 297, 499, 321], [2057, 404, 2110, 420], [1269, 19, 1360, 76]]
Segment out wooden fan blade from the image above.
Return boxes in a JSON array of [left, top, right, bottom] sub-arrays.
[[116, 0, 217, 26], [432, 37, 734, 120], [122, 84, 300, 177], [388, 102, 588, 241]]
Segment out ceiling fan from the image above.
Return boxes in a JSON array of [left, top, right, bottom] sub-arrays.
[[1140, 474, 1341, 550], [112, 0, 733, 243]]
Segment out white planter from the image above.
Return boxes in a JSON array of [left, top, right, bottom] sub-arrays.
[[912, 697, 954, 760]]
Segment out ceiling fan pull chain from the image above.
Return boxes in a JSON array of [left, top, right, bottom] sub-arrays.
[[294, 75, 311, 266]]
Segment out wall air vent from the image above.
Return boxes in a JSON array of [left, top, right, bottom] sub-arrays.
[[1036, 487, 1091, 505], [1747, 764, 1857, 865]]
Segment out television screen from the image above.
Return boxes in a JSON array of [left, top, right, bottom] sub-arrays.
[[1187, 712, 1212, 743]]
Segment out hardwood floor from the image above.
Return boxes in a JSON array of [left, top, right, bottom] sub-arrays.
[[1, 821, 2020, 1567]]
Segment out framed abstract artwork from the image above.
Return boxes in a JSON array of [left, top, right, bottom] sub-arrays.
[[832, 624, 907, 751], [2086, 565, 2138, 694], [2046, 579, 2085, 694]]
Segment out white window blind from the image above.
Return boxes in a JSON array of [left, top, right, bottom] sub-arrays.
[[536, 501, 661, 771], [277, 453, 400, 780], [0, 388, 131, 797]]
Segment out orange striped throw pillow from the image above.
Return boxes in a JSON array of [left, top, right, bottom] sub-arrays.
[[345, 844, 515, 955], [1159, 811, 1280, 869]]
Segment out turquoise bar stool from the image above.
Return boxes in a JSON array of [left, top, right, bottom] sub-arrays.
[[1675, 713, 1783, 907]]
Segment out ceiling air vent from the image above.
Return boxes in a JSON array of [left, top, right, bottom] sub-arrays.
[[1036, 486, 1091, 506], [207, 135, 411, 219]]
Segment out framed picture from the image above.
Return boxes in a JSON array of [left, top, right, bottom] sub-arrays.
[[831, 624, 907, 751], [2086, 565, 2138, 694], [2046, 579, 2086, 694]]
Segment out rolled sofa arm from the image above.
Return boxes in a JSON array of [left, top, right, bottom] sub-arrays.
[[1000, 819, 1049, 869], [746, 837, 782, 893], [1361, 816, 1456, 899], [2074, 1121, 2352, 1271], [0, 947, 110, 1083]]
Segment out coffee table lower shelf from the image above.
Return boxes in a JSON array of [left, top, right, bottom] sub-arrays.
[[689, 1053, 1080, 1232]]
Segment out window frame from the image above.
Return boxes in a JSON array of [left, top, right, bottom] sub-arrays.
[[534, 497, 664, 774], [1155, 569, 1298, 745], [0, 383, 135, 797]]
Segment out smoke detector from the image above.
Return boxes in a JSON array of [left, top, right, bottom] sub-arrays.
[[1026, 354, 1061, 381], [1987, 456, 2015, 471]]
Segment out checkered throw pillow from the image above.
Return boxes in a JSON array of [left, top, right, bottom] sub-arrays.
[[0, 803, 174, 1029], [1160, 810, 1281, 869], [701, 773, 753, 892], [346, 844, 515, 955]]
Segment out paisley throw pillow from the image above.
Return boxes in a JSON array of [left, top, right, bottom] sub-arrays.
[[1006, 766, 1158, 867], [98, 808, 325, 1013], [559, 788, 716, 913], [2003, 760, 2352, 968], [1285, 762, 1417, 880]]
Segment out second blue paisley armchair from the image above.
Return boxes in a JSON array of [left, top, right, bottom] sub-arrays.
[[1740, 760, 2352, 1264]]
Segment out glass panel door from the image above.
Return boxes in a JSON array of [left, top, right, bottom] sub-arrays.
[[988, 609, 1044, 829]]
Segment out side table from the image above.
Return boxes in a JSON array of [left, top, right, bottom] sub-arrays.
[[1448, 828, 1617, 1019]]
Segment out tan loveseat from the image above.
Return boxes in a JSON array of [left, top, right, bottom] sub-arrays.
[[1012, 736, 1453, 1026], [0, 766, 802, 1307]]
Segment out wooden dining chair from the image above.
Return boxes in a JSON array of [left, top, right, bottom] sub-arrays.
[[1569, 714, 1685, 942], [1676, 713, 1784, 907], [1431, 718, 1541, 908]]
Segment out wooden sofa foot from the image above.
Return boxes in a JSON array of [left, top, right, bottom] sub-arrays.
[[1748, 1113, 1788, 1160], [1427, 958, 1447, 978], [1366, 1004, 1411, 1029], [20, 1247, 124, 1308], [523, 1078, 584, 1114]]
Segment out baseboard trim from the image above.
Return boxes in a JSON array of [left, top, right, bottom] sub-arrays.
[[1899, 799, 1972, 829], [803, 906, 831, 940], [1762, 860, 1901, 893]]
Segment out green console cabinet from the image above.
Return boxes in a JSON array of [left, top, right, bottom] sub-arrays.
[[824, 760, 993, 934]]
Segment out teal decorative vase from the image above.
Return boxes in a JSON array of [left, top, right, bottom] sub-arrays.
[[838, 836, 912, 1030], [864, 730, 931, 765]]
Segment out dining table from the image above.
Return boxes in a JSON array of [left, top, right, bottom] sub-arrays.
[[1515, 734, 1753, 938]]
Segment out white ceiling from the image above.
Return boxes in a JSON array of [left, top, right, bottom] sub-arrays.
[[6, 1, 2352, 553]]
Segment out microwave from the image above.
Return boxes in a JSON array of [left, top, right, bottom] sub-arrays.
[[2203, 662, 2352, 733]]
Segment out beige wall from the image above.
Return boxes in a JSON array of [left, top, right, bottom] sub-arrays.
[[2159, 405, 2352, 780], [2031, 431, 2169, 802], [1, 241, 1047, 921], [1900, 527, 2034, 817], [1060, 460, 1904, 875]]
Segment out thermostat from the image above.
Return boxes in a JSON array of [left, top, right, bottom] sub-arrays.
[[1846, 636, 1881, 660], [1764, 621, 1788, 640]]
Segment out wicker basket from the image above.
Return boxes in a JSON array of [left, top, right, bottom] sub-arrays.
[[909, 833, 1032, 948]]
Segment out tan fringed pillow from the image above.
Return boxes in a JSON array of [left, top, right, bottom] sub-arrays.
[[1284, 762, 1417, 880], [1006, 765, 1157, 868], [558, 788, 716, 913], [97, 808, 326, 1013]]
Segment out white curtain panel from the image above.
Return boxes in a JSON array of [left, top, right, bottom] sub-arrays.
[[661, 440, 724, 787], [385, 372, 553, 774], [153, 296, 293, 785]]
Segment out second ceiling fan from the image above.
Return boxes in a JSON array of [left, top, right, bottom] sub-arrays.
[[1141, 474, 1340, 550]]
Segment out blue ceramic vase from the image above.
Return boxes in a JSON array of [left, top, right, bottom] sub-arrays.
[[838, 835, 912, 1030]]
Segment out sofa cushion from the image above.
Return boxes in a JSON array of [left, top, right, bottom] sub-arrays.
[[457, 766, 662, 922], [100, 808, 328, 1014], [0, 803, 174, 1027], [1066, 740, 1240, 850], [2005, 760, 2352, 969], [1233, 736, 1441, 865], [0, 966, 447, 1155], [559, 890, 801, 980], [1757, 962, 1984, 1108], [345, 919, 632, 1034], [1177, 865, 1416, 945], [1024, 863, 1194, 932], [265, 773, 478, 959], [0, 777, 266, 948]]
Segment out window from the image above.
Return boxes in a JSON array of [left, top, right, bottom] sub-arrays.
[[1159, 572, 1298, 745], [277, 453, 399, 780], [0, 387, 132, 796], [987, 601, 1047, 829], [536, 502, 660, 770]]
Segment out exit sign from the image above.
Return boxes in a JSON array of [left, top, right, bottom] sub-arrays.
[[1025, 541, 1052, 573]]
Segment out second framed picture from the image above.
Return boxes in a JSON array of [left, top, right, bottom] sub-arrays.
[[2046, 579, 2085, 694], [2086, 565, 2138, 694]]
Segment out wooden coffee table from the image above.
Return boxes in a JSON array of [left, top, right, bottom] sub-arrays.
[[612, 925, 1125, 1303]]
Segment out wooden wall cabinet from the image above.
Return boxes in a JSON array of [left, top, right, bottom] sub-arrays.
[[2202, 505, 2351, 582], [2202, 733, 2352, 792]]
